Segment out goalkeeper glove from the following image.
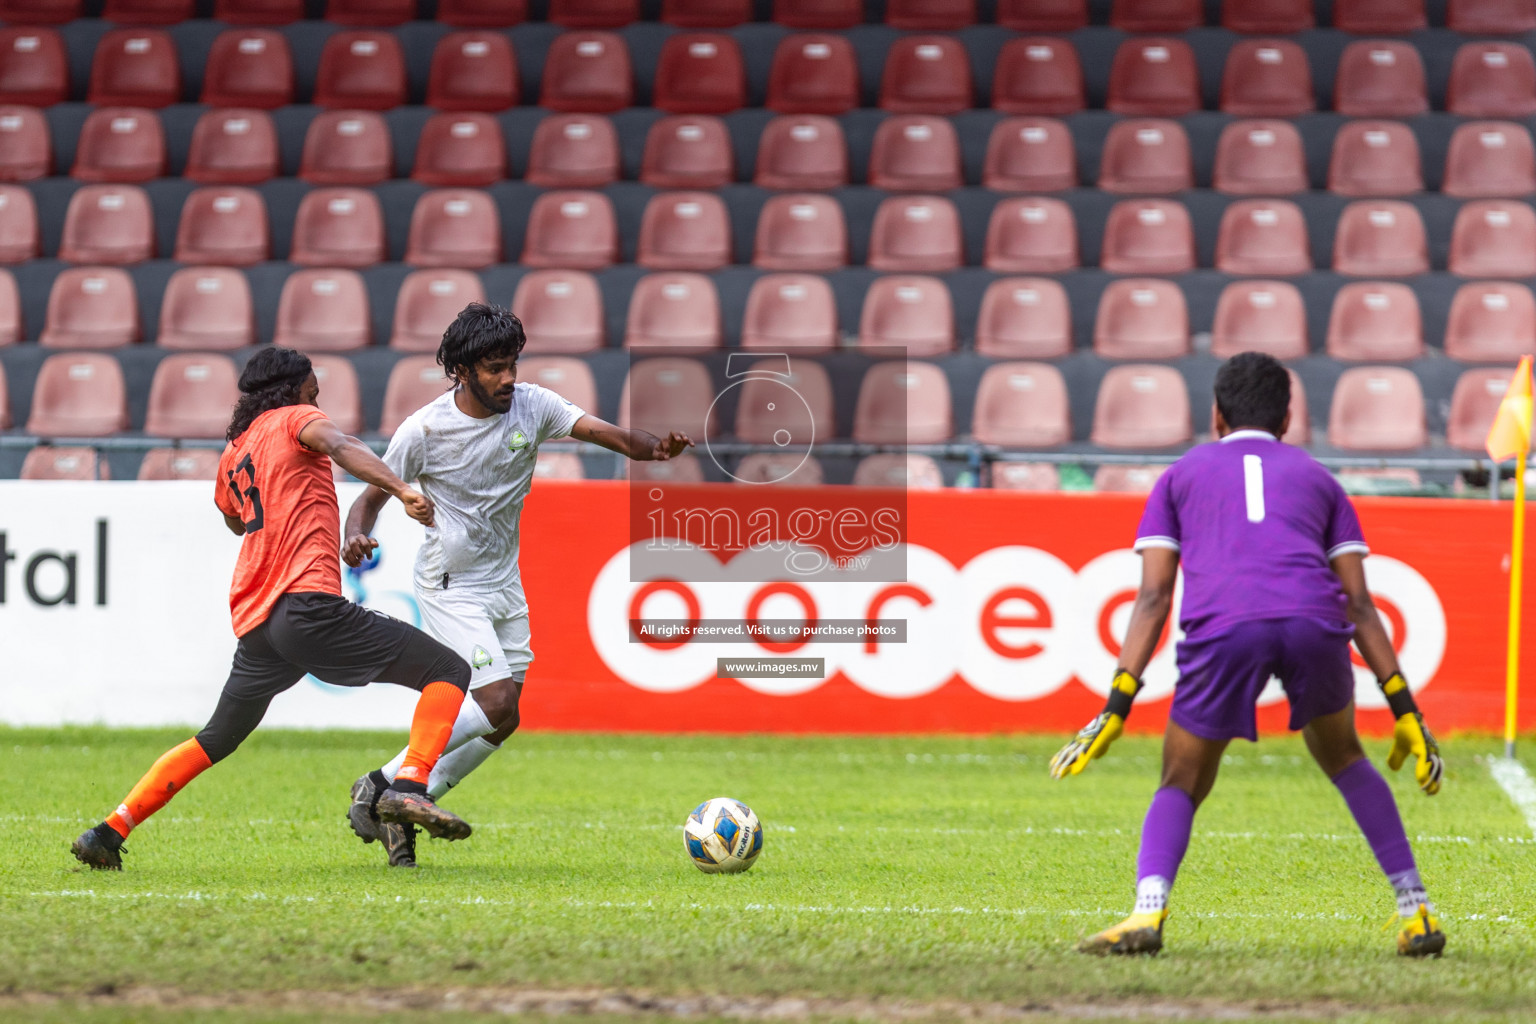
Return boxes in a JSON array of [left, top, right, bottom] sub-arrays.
[[1050, 670, 1143, 780], [1380, 672, 1443, 796]]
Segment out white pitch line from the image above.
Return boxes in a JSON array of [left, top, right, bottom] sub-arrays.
[[1489, 755, 1536, 839]]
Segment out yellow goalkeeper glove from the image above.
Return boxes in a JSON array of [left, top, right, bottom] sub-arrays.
[[1050, 670, 1142, 780], [1380, 672, 1443, 796]]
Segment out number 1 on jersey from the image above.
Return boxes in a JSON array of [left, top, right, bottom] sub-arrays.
[[1243, 454, 1266, 523]]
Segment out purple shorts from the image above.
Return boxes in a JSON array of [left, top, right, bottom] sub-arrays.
[[1170, 617, 1357, 742]]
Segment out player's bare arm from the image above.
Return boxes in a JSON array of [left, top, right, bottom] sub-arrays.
[[297, 417, 437, 529], [342, 485, 392, 568], [221, 513, 246, 537], [571, 414, 694, 461], [1330, 551, 1401, 680], [1118, 548, 1180, 680]]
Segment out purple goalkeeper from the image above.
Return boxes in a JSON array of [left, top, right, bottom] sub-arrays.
[[1051, 352, 1447, 957]]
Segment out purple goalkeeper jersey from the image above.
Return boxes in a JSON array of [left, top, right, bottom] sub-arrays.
[[1134, 430, 1369, 642]]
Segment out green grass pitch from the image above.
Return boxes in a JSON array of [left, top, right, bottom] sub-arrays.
[[5, 726, 1536, 1024]]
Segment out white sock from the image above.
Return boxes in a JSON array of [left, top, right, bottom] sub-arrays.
[[382, 695, 494, 782], [1390, 869, 1432, 917], [427, 736, 500, 799], [1135, 875, 1170, 915]]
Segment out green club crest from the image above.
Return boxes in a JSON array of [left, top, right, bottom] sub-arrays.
[[507, 429, 530, 452], [470, 645, 493, 669]]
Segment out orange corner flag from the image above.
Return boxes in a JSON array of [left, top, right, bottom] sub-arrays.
[[1487, 356, 1534, 463]]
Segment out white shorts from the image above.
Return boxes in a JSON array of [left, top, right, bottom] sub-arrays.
[[416, 585, 531, 687]]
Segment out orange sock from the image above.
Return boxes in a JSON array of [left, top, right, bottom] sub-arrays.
[[104, 738, 213, 838], [394, 681, 467, 789]]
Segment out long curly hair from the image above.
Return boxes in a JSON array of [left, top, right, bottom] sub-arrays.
[[437, 302, 527, 381], [226, 347, 314, 441]]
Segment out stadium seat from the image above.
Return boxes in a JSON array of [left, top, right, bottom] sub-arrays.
[[59, 185, 153, 265], [201, 29, 292, 108], [1448, 0, 1536, 32], [1214, 199, 1311, 276], [870, 118, 962, 195], [1448, 43, 1536, 118], [983, 117, 1075, 192], [636, 191, 732, 271], [290, 188, 384, 268], [411, 112, 507, 187], [1093, 278, 1189, 359], [773, 0, 859, 27], [174, 187, 268, 265], [991, 462, 1059, 491], [730, 453, 823, 487], [853, 361, 952, 444], [971, 362, 1070, 448], [539, 32, 632, 112], [526, 114, 619, 188], [740, 273, 838, 351], [1100, 199, 1195, 275], [314, 31, 406, 110], [664, 0, 750, 25], [1333, 201, 1428, 278], [1326, 282, 1423, 361], [975, 277, 1071, 359], [520, 355, 598, 411], [1328, 121, 1422, 196], [0, 27, 68, 105], [1107, 38, 1200, 116], [40, 268, 138, 348], [1448, 368, 1521, 451], [1443, 121, 1536, 198], [0, 0, 79, 21], [624, 272, 720, 351], [1213, 119, 1307, 195], [853, 453, 944, 489], [1328, 367, 1426, 451], [27, 354, 129, 435], [755, 115, 848, 190], [1093, 465, 1165, 493], [521, 190, 618, 269], [0, 185, 38, 263], [767, 34, 859, 114], [185, 109, 279, 184], [753, 193, 847, 271], [0, 268, 20, 345], [272, 268, 371, 352], [1445, 282, 1536, 362], [858, 275, 954, 357], [1333, 0, 1426, 32], [0, 105, 50, 181], [426, 31, 518, 112], [72, 107, 166, 182], [550, 0, 636, 25], [510, 268, 602, 353], [1112, 0, 1201, 30], [138, 448, 221, 480], [619, 357, 715, 438], [998, 0, 1086, 29], [879, 35, 972, 114], [144, 353, 240, 439], [325, 0, 414, 24], [992, 37, 1085, 116], [1210, 280, 1308, 359], [299, 110, 391, 185], [1090, 365, 1191, 448], [1223, 0, 1314, 31], [381, 355, 449, 433], [435, 0, 525, 25], [88, 29, 180, 108], [628, 455, 707, 483], [1335, 42, 1427, 117], [1449, 200, 1536, 277], [1221, 39, 1314, 116], [887, 0, 973, 28], [405, 189, 501, 268], [1281, 369, 1310, 446], [391, 268, 486, 351], [157, 267, 254, 351], [640, 115, 733, 189], [215, 0, 304, 22], [1097, 118, 1192, 194], [308, 353, 363, 434], [867, 195, 963, 273], [653, 33, 745, 114], [982, 197, 1078, 273], [533, 452, 586, 481], [22, 447, 109, 478]]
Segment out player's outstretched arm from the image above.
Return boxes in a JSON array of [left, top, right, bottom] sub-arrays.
[[342, 485, 391, 567], [297, 417, 436, 529], [570, 415, 694, 462]]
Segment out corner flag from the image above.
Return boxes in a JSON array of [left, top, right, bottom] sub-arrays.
[[1489, 356, 1533, 759], [1487, 356, 1533, 464]]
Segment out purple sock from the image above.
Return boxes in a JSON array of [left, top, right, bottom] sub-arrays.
[[1134, 787, 1195, 913], [1332, 757, 1415, 878]]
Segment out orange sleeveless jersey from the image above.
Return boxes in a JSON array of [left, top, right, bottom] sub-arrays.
[[214, 405, 342, 636]]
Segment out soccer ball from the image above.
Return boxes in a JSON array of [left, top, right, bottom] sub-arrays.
[[683, 797, 763, 874]]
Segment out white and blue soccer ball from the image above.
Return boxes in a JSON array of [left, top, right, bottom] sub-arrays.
[[683, 797, 763, 874]]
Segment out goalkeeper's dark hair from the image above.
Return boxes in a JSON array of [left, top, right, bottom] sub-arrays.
[[226, 346, 313, 441], [1214, 352, 1291, 436], [437, 302, 527, 381]]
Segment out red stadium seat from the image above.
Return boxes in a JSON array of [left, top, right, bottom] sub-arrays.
[[1329, 368, 1426, 451], [641, 115, 733, 189], [521, 190, 618, 269], [880, 35, 971, 114], [391, 268, 486, 352], [72, 107, 166, 183], [550, 0, 636, 26], [299, 110, 391, 185], [314, 31, 406, 110], [201, 29, 292, 109], [1279, 369, 1311, 446], [0, 268, 20, 345], [1213, 119, 1307, 195], [1326, 282, 1423, 361], [88, 29, 180, 108], [1332, 201, 1428, 277], [1335, 41, 1426, 117], [1094, 278, 1189, 359], [664, 0, 750, 26], [1107, 38, 1200, 116], [1094, 465, 1166, 493], [624, 272, 720, 351], [869, 115, 961, 192], [1449, 368, 1522, 451], [405, 189, 501, 269], [983, 117, 1075, 192], [1214, 199, 1311, 276], [767, 33, 859, 115], [654, 33, 745, 114], [290, 188, 384, 268], [992, 37, 1085, 116], [1100, 199, 1195, 275], [174, 187, 269, 265], [412, 112, 506, 187], [1097, 118, 1192, 194], [753, 193, 846, 271], [0, 0, 79, 21], [619, 357, 715, 438], [975, 277, 1071, 359], [868, 195, 962, 273], [998, 0, 1085, 29], [1448, 43, 1536, 118], [215, 0, 303, 22], [1211, 280, 1308, 359], [273, 269, 371, 352], [853, 454, 944, 490], [521, 355, 598, 411], [540, 32, 632, 113], [185, 109, 279, 184], [886, 0, 972, 27], [1333, 0, 1425, 32], [437, 0, 525, 26], [145, 354, 240, 439], [772, 0, 861, 28], [1449, 200, 1536, 277], [731, 453, 823, 487], [1223, 0, 1315, 31], [510, 269, 601, 354], [754, 115, 847, 190], [0, 27, 68, 105], [629, 454, 706, 483], [853, 360, 952, 444], [0, 185, 38, 263], [308, 354, 363, 434], [1091, 364, 1191, 448], [636, 191, 731, 271], [1449, 0, 1536, 32], [40, 268, 138, 348], [740, 273, 838, 351], [29, 355, 130, 435], [1221, 39, 1313, 117], [992, 463, 1060, 491], [1112, 0, 1201, 30], [381, 355, 448, 433], [1443, 121, 1536, 198], [326, 0, 414, 25], [859, 275, 953, 357], [1445, 282, 1536, 362], [525, 114, 618, 189], [972, 362, 1070, 448], [1328, 120, 1422, 196], [157, 267, 254, 351], [426, 31, 518, 112], [983, 197, 1078, 273], [60, 184, 154, 264], [21, 447, 110, 479], [138, 448, 221, 480]]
